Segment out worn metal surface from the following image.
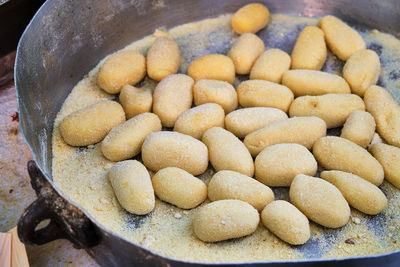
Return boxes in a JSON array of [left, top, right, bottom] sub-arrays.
[[14, 0, 400, 266], [0, 82, 97, 266]]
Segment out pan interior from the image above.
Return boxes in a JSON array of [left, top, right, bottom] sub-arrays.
[[51, 12, 400, 263]]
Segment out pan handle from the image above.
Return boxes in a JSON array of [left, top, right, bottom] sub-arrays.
[[18, 160, 99, 248]]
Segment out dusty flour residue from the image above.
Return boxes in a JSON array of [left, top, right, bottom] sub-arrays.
[[52, 14, 400, 263]]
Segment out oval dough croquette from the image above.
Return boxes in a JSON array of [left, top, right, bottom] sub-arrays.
[[101, 112, 162, 162], [152, 74, 194, 127], [152, 167, 207, 209], [291, 26, 327, 70], [59, 100, 126, 147], [97, 50, 146, 94], [250, 49, 291, 83], [289, 174, 350, 228], [208, 170, 274, 211], [313, 136, 384, 185], [289, 94, 365, 128], [282, 70, 350, 97], [321, 170, 387, 215], [108, 160, 155, 215], [142, 131, 208, 175], [231, 3, 270, 34], [193, 200, 259, 242], [318, 15, 366, 61], [244, 116, 326, 157], [228, 33, 264, 75], [255, 143, 317, 187], [261, 200, 310, 245], [203, 127, 254, 177]]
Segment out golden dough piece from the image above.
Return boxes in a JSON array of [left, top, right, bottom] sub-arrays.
[[108, 160, 154, 215], [261, 200, 310, 245], [59, 100, 125, 146], [187, 54, 235, 84], [244, 116, 326, 157], [147, 36, 181, 81], [97, 50, 146, 94], [364, 85, 400, 147], [225, 107, 287, 138], [101, 112, 162, 162], [237, 80, 294, 112], [231, 3, 270, 34], [313, 136, 384, 185], [289, 174, 350, 228], [370, 143, 400, 189], [208, 170, 274, 211], [142, 131, 208, 175], [152, 74, 194, 127], [318, 15, 366, 61], [282, 70, 350, 97], [255, 143, 317, 187], [250, 49, 291, 83], [228, 33, 264, 74], [321, 170, 387, 215], [119, 85, 152, 119], [193, 200, 259, 242], [343, 49, 380, 97], [152, 167, 207, 209], [341, 110, 376, 148], [193, 79, 238, 113], [291, 26, 327, 70], [289, 93, 365, 128], [174, 103, 225, 139], [203, 127, 254, 177]]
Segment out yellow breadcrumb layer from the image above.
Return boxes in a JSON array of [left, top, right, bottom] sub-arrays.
[[52, 14, 400, 263]]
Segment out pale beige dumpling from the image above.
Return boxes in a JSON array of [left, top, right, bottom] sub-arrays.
[[231, 3, 270, 34], [193, 200, 259, 242], [152, 167, 207, 209], [119, 85, 153, 119], [147, 36, 181, 81], [255, 143, 317, 187], [174, 103, 225, 139], [101, 113, 162, 162], [289, 174, 350, 228], [282, 70, 350, 97], [193, 79, 238, 113], [187, 54, 235, 84], [289, 94, 365, 128], [261, 200, 310, 245], [318, 15, 366, 61], [237, 80, 294, 112], [142, 131, 208, 175], [370, 143, 400, 189], [208, 170, 274, 211], [341, 110, 376, 148], [313, 136, 384, 185], [202, 127, 254, 177], [225, 107, 288, 138], [364, 85, 400, 147], [343, 49, 380, 97], [97, 50, 146, 94], [152, 74, 194, 127], [59, 100, 125, 147], [321, 170, 387, 215], [228, 33, 264, 74], [244, 116, 327, 157], [291, 26, 327, 70], [108, 160, 154, 215], [250, 49, 291, 83]]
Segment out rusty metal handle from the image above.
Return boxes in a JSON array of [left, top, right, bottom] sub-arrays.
[[18, 196, 67, 245], [17, 160, 99, 248]]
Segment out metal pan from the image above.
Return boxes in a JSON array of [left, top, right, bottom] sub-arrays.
[[15, 0, 400, 266]]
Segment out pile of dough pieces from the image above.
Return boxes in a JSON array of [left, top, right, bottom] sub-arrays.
[[59, 3, 400, 246]]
